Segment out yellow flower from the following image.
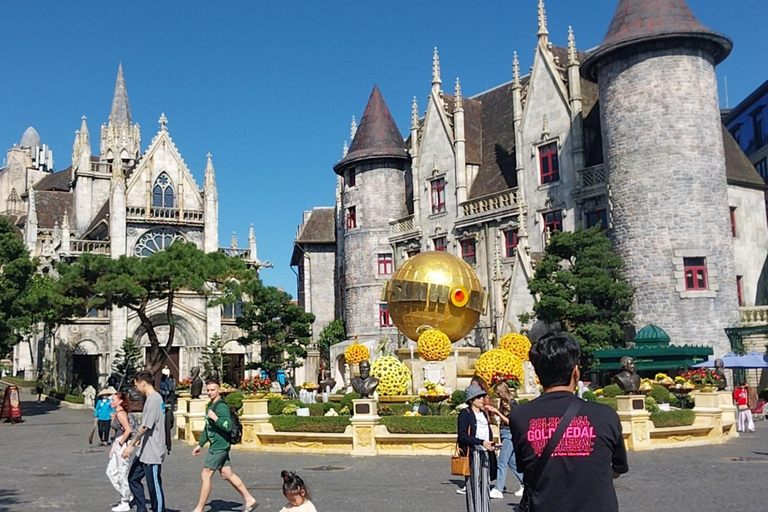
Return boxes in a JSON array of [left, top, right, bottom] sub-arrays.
[[474, 349, 524, 385], [417, 329, 452, 361], [345, 342, 370, 365], [370, 356, 411, 396], [498, 333, 532, 361]]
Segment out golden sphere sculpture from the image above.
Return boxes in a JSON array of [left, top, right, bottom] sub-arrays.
[[383, 251, 486, 342]]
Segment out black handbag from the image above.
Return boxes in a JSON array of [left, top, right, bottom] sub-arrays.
[[518, 399, 583, 512]]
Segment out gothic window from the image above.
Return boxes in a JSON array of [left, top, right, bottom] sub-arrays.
[[539, 143, 560, 185], [433, 236, 447, 252], [460, 239, 476, 265], [683, 257, 708, 291], [378, 253, 393, 275], [503, 229, 518, 258], [223, 298, 244, 319], [347, 168, 356, 188], [430, 178, 446, 214], [585, 209, 608, 230], [346, 206, 357, 229], [152, 172, 175, 208], [543, 210, 563, 240], [134, 228, 185, 257]]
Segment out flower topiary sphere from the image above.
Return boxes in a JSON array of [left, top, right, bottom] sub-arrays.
[[370, 356, 411, 396], [344, 342, 370, 365], [417, 329, 452, 361], [474, 349, 524, 386], [498, 333, 531, 361]]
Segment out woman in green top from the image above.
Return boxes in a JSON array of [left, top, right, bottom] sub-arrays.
[[191, 379, 257, 512]]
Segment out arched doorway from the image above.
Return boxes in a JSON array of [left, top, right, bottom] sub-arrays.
[[132, 314, 201, 383], [223, 340, 245, 386], [71, 340, 101, 390]]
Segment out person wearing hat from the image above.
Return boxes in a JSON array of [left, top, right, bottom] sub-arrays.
[[95, 387, 117, 446], [458, 384, 496, 512]]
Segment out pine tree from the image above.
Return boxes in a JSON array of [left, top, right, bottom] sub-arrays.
[[112, 337, 142, 388], [201, 333, 228, 380]]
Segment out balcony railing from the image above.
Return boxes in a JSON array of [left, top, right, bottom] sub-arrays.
[[739, 306, 768, 325], [460, 188, 519, 218], [70, 239, 111, 255], [578, 164, 607, 188], [90, 162, 112, 174], [126, 206, 205, 225], [390, 215, 415, 235], [219, 247, 252, 259]]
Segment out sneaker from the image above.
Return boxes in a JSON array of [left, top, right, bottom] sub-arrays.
[[112, 502, 131, 512], [456, 486, 466, 495], [514, 486, 525, 497], [490, 489, 504, 499]]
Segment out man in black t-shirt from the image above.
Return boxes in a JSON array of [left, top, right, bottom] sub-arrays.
[[509, 333, 628, 511]]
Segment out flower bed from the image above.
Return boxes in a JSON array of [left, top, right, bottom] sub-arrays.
[[650, 410, 695, 428]]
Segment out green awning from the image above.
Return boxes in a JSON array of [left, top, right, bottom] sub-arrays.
[[593, 343, 713, 373]]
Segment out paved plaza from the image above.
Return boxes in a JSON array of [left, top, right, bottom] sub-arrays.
[[0, 388, 765, 512]]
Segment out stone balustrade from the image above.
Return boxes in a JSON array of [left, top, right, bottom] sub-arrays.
[[460, 188, 519, 218], [739, 305, 768, 325], [578, 164, 607, 188], [389, 215, 415, 236], [90, 162, 112, 174], [70, 239, 111, 255], [126, 206, 205, 225], [219, 247, 252, 260]]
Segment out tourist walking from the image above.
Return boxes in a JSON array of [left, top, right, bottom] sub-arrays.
[[279, 470, 317, 512], [457, 375, 492, 496], [191, 379, 257, 512], [107, 391, 135, 512], [458, 385, 495, 512], [484, 381, 524, 499], [159, 367, 176, 455], [95, 387, 116, 446], [35, 375, 44, 402], [734, 381, 755, 433], [509, 333, 628, 512], [122, 371, 167, 512]]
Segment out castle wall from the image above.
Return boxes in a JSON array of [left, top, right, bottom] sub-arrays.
[[728, 184, 768, 306]]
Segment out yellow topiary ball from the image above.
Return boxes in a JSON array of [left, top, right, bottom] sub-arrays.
[[474, 349, 524, 385], [498, 333, 532, 361], [370, 356, 411, 396], [344, 342, 370, 365], [417, 329, 452, 361]]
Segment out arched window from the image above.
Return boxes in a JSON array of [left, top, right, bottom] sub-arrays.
[[134, 228, 185, 257], [152, 172, 174, 208]]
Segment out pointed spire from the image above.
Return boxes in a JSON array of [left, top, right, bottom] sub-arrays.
[[159, 113, 168, 131], [568, 26, 579, 65], [350, 116, 357, 141], [454, 78, 463, 112], [411, 97, 419, 130], [432, 47, 442, 88], [512, 52, 521, 89], [204, 152, 217, 194], [342, 140, 349, 158], [231, 231, 238, 249], [109, 63, 132, 126], [248, 223, 257, 260], [62, 210, 70, 231], [28, 187, 37, 225], [80, 116, 89, 144], [537, 0, 549, 42]]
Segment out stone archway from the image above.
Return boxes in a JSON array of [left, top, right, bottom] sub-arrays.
[[223, 340, 246, 386], [70, 339, 105, 390], [131, 314, 202, 381]]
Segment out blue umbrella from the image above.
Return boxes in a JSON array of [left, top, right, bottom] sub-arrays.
[[692, 352, 741, 368], [693, 351, 768, 369], [735, 352, 768, 369]]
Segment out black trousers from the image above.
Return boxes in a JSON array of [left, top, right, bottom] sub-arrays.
[[98, 419, 111, 443], [129, 458, 166, 512]]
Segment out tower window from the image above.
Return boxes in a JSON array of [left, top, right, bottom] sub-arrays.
[[461, 239, 476, 265], [347, 168, 356, 188], [377, 253, 393, 275], [756, 158, 768, 182], [504, 229, 518, 258], [539, 142, 560, 185], [379, 304, 393, 327], [152, 172, 174, 208], [430, 178, 446, 214], [736, 275, 744, 307], [543, 210, 563, 240], [346, 206, 357, 229], [730, 207, 737, 237], [683, 257, 708, 291], [433, 236, 447, 252], [586, 209, 608, 230]]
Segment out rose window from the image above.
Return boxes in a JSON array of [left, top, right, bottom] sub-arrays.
[[134, 228, 185, 257]]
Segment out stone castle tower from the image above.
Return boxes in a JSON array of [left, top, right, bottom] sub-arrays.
[[582, 0, 738, 354], [333, 85, 409, 344]]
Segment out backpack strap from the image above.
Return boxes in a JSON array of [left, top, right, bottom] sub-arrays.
[[528, 398, 583, 491]]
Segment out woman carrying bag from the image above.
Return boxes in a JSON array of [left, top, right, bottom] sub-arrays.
[[485, 381, 524, 499], [458, 385, 495, 512]]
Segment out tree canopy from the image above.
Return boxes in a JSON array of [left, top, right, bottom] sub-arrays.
[[521, 227, 634, 369], [236, 279, 315, 381], [56, 241, 252, 374]]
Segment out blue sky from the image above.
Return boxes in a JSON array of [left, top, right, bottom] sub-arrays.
[[1, 1, 765, 297]]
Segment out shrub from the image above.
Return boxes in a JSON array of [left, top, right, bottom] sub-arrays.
[[282, 404, 298, 415], [650, 410, 695, 428], [268, 397, 287, 416], [340, 392, 361, 412], [583, 391, 597, 402], [644, 396, 659, 413], [450, 389, 466, 405], [668, 394, 681, 408], [381, 416, 458, 434], [322, 401, 339, 414], [224, 392, 244, 412], [65, 394, 85, 404], [270, 416, 350, 433], [602, 384, 622, 398], [597, 397, 618, 410], [648, 385, 671, 404], [518, 398, 530, 405], [378, 405, 396, 416]]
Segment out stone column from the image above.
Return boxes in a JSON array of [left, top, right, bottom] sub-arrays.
[[693, 392, 725, 443], [239, 398, 273, 448], [350, 398, 384, 456], [304, 348, 321, 386], [616, 395, 652, 451], [717, 391, 738, 437], [175, 394, 190, 440], [185, 398, 208, 443]]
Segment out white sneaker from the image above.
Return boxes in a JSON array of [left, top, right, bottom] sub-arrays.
[[490, 489, 504, 499], [112, 502, 131, 512], [514, 486, 525, 497], [456, 486, 466, 495]]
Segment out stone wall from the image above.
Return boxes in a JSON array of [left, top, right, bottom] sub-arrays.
[[598, 48, 739, 355], [728, 185, 768, 306]]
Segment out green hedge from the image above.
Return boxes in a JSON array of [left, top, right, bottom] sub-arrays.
[[65, 394, 85, 404], [597, 397, 618, 410], [225, 392, 245, 412], [3, 376, 37, 387], [650, 410, 695, 428], [648, 385, 671, 404], [602, 384, 622, 398], [270, 416, 350, 433], [381, 416, 457, 434]]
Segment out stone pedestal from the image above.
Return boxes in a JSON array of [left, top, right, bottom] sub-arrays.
[[303, 349, 321, 386], [693, 392, 724, 441], [350, 398, 384, 456], [175, 395, 190, 440], [717, 391, 737, 434], [396, 347, 481, 393], [616, 395, 652, 450], [185, 398, 208, 442], [240, 398, 274, 447]]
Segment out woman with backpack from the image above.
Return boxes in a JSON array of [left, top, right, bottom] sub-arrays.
[[107, 391, 135, 511]]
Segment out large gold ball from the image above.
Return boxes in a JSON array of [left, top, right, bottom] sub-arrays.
[[384, 251, 484, 342]]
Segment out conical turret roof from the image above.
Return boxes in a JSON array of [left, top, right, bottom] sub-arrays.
[[582, 0, 732, 82], [109, 63, 132, 126], [334, 85, 408, 174], [20, 126, 41, 148]]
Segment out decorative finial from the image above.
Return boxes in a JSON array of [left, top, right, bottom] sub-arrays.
[[432, 47, 441, 86], [454, 78, 463, 111], [411, 97, 419, 130], [568, 26, 578, 65], [512, 52, 521, 88], [159, 113, 168, 130], [542, 115, 549, 137], [432, 154, 438, 171], [62, 210, 69, 231], [342, 140, 349, 158], [493, 233, 502, 279], [206, 152, 212, 161], [350, 116, 357, 141], [537, 0, 548, 40], [231, 231, 238, 249]]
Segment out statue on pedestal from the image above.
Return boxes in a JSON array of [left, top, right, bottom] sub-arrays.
[[351, 360, 379, 398], [190, 367, 203, 398], [714, 358, 728, 391], [612, 356, 641, 395]]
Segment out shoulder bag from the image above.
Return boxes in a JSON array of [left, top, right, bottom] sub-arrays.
[[451, 426, 472, 476], [518, 399, 583, 512]]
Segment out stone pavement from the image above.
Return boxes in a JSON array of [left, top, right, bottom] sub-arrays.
[[0, 387, 765, 512]]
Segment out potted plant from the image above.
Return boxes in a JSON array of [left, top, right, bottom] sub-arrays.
[[239, 377, 272, 398], [681, 369, 722, 392]]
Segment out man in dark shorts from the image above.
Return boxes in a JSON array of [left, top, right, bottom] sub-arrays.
[[509, 333, 629, 512], [191, 379, 257, 512]]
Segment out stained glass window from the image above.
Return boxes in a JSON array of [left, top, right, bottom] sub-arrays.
[[152, 172, 175, 208], [134, 228, 185, 257]]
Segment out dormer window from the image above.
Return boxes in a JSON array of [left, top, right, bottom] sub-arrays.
[[152, 172, 174, 208]]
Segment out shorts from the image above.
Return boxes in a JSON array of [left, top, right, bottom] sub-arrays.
[[204, 449, 231, 470]]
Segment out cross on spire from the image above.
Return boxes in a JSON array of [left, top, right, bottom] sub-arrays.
[[159, 113, 168, 130]]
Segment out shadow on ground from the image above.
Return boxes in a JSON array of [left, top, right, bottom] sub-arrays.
[[0, 489, 23, 512]]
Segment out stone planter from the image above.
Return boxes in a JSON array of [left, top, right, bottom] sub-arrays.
[[242, 398, 269, 417]]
